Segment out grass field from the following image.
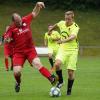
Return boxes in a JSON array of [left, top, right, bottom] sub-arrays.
[[0, 56, 100, 100]]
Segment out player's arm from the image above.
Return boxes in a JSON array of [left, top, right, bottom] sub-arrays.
[[51, 37, 60, 41], [57, 34, 76, 44], [58, 26, 79, 44], [4, 37, 13, 43], [0, 26, 10, 44], [32, 2, 45, 18], [48, 24, 58, 33], [4, 31, 13, 43], [44, 33, 48, 46], [44, 39, 48, 46]]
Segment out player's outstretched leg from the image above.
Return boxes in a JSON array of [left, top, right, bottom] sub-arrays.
[[39, 67, 58, 85], [13, 66, 22, 93], [32, 58, 58, 85]]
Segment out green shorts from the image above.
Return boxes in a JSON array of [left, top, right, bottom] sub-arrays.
[[48, 47, 59, 56], [55, 48, 78, 70]]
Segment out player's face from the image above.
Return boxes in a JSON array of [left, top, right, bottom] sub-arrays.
[[13, 14, 22, 27], [65, 14, 73, 23]]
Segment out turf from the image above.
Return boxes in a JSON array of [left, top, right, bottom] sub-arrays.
[[0, 56, 100, 100]]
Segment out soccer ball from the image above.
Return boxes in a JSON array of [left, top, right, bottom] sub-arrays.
[[49, 87, 61, 97]]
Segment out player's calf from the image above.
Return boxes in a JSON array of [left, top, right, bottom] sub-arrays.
[[66, 79, 74, 95]]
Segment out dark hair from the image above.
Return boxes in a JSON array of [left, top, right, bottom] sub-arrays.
[[65, 11, 74, 18], [48, 24, 53, 27]]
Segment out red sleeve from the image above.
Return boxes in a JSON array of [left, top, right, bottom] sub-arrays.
[[4, 29, 13, 39], [23, 13, 33, 24]]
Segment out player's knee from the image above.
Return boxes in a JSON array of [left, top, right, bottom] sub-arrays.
[[48, 53, 53, 58], [32, 58, 43, 69], [55, 60, 61, 68], [13, 66, 22, 74]]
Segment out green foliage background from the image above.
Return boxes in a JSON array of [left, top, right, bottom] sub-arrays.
[[0, 1, 100, 55]]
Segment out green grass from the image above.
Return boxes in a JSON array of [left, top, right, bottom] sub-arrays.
[[0, 56, 100, 100]]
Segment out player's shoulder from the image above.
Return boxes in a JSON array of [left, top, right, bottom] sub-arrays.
[[22, 17, 27, 24], [73, 22, 79, 29], [6, 24, 16, 33], [58, 20, 65, 24], [22, 13, 33, 21], [44, 32, 48, 37], [45, 32, 48, 35], [57, 20, 65, 26]]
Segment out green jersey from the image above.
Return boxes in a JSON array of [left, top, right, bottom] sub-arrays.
[[44, 30, 60, 49], [57, 20, 80, 50]]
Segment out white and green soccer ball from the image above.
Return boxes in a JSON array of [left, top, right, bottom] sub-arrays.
[[49, 87, 61, 97]]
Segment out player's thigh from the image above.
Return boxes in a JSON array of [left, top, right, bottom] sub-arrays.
[[53, 49, 58, 57], [48, 47, 53, 54], [48, 48, 57, 58], [32, 57, 43, 69], [48, 53, 53, 58], [55, 48, 66, 64], [27, 48, 38, 65], [67, 50, 78, 70], [13, 65, 22, 74], [13, 53, 26, 67]]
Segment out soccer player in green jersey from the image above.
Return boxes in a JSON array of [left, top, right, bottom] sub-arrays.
[[44, 25, 60, 68], [50, 11, 80, 95]]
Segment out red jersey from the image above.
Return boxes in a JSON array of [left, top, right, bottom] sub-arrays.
[[3, 32, 13, 48], [6, 13, 34, 53]]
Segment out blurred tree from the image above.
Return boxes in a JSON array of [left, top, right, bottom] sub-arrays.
[[0, 0, 100, 9]]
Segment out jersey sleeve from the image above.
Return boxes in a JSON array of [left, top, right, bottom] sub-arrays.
[[4, 29, 13, 39], [56, 20, 63, 28], [23, 13, 33, 24]]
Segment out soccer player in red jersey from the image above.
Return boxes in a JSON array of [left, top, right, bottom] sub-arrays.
[[4, 2, 58, 92], [3, 26, 13, 71]]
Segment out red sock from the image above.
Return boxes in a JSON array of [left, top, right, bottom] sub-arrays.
[[14, 73, 21, 84], [5, 58, 9, 70], [39, 67, 51, 78]]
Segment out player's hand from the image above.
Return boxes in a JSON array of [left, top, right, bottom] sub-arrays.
[[4, 38, 13, 43], [36, 2, 45, 9]]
